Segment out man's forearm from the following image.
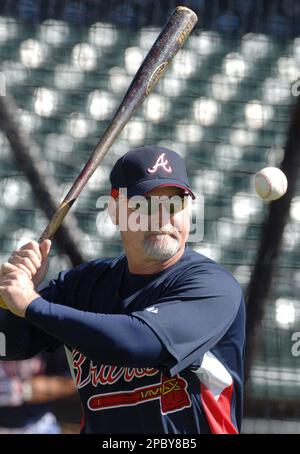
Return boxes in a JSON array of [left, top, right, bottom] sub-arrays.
[[25, 376, 76, 404], [26, 297, 169, 367]]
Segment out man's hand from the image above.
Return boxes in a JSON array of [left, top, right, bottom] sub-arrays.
[[7, 240, 51, 288], [0, 262, 39, 317]]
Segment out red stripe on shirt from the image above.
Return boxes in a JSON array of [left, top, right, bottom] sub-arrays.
[[201, 382, 238, 434]]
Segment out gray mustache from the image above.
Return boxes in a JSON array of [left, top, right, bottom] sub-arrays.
[[145, 228, 179, 239]]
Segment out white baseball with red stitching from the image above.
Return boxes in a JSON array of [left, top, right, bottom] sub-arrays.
[[254, 167, 288, 201]]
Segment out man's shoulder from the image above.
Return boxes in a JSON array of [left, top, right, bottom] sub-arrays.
[[58, 253, 126, 282], [178, 247, 242, 296], [183, 246, 233, 275]]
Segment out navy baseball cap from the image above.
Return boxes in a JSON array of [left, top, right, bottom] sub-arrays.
[[110, 145, 195, 199]]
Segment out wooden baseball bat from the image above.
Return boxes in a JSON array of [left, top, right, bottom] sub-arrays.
[[0, 6, 197, 309]]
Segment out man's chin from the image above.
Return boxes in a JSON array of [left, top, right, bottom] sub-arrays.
[[142, 236, 180, 261]]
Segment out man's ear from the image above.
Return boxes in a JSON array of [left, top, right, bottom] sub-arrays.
[[107, 197, 119, 225]]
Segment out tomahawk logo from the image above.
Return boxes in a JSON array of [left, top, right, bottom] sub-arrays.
[[147, 153, 172, 173], [0, 332, 6, 356], [87, 374, 191, 415]]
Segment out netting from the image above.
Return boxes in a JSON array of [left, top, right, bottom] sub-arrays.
[[0, 0, 300, 433]]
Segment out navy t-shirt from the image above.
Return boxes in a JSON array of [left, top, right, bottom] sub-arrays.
[[22, 246, 245, 434]]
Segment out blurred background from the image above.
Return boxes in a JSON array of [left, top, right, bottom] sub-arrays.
[[0, 0, 299, 434]]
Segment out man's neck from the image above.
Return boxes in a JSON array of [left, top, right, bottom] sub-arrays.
[[126, 246, 185, 275]]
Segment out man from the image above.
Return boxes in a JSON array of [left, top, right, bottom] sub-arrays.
[[0, 349, 76, 434], [0, 145, 245, 434]]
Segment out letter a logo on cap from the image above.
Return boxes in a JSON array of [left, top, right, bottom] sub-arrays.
[[147, 153, 172, 174]]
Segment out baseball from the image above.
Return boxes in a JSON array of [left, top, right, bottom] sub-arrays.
[[254, 167, 288, 201]]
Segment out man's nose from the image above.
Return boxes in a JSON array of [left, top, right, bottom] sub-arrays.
[[149, 203, 175, 230]]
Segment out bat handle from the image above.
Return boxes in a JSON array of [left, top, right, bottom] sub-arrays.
[[38, 199, 73, 243]]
